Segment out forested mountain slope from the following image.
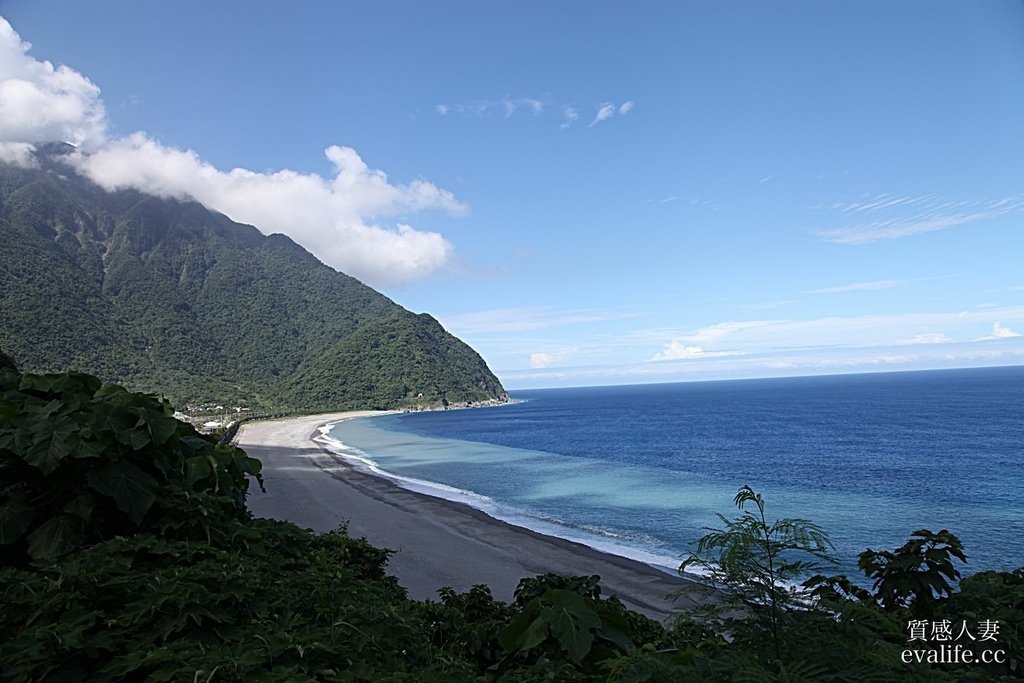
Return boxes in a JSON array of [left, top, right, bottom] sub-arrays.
[[0, 147, 506, 411]]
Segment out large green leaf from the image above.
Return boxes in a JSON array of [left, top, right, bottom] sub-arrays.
[[27, 514, 83, 560], [543, 590, 601, 663], [184, 457, 211, 486], [594, 610, 634, 652], [0, 492, 33, 544], [117, 427, 151, 451], [146, 412, 179, 445], [499, 601, 546, 652], [23, 416, 77, 474], [90, 402, 137, 436], [86, 461, 159, 525], [63, 495, 96, 521]]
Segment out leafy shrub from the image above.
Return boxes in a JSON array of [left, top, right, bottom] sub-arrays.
[[941, 569, 1024, 677], [858, 529, 967, 616], [0, 368, 262, 564], [421, 584, 515, 669], [0, 522, 453, 682]]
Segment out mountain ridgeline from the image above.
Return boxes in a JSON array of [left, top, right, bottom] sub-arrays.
[[0, 147, 507, 411]]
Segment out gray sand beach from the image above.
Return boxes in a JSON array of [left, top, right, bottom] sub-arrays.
[[238, 412, 704, 623]]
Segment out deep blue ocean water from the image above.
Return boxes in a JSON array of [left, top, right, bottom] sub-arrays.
[[326, 367, 1024, 580]]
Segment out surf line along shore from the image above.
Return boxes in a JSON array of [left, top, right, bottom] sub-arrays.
[[238, 412, 705, 623]]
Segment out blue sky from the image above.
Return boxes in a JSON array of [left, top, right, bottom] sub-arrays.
[[2, 1, 1022, 389]]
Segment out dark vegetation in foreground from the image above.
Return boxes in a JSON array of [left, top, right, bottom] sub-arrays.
[[1, 355, 1021, 681]]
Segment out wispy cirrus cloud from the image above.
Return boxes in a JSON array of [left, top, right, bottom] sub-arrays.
[[589, 100, 634, 127], [808, 279, 906, 294], [591, 103, 615, 126], [814, 194, 1024, 245], [640, 194, 726, 210], [807, 276, 946, 294], [827, 193, 941, 213], [435, 96, 635, 130], [436, 96, 545, 118], [559, 106, 579, 129]]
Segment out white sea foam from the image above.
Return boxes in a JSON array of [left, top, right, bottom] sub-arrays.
[[314, 423, 502, 514], [314, 418, 689, 577]]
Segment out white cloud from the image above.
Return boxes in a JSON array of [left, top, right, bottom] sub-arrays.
[[559, 106, 579, 129], [530, 352, 558, 368], [0, 18, 465, 287], [677, 320, 777, 345], [73, 135, 465, 286], [991, 322, 1021, 339], [439, 96, 630, 129], [818, 212, 1003, 244], [590, 103, 616, 127], [0, 140, 36, 166], [529, 347, 577, 368], [441, 96, 544, 118], [0, 17, 106, 150], [648, 342, 741, 362], [833, 193, 936, 213]]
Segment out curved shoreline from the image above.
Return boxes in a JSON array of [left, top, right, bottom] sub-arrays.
[[317, 413, 689, 576], [238, 412, 707, 622]]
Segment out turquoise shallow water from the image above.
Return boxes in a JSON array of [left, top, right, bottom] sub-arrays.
[[324, 367, 1024, 580]]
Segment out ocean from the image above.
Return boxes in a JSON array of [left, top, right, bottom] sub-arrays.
[[323, 366, 1024, 582]]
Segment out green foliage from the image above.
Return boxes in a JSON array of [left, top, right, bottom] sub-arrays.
[[0, 523, 457, 682], [942, 569, 1024, 677], [0, 158, 507, 412], [279, 310, 507, 411], [514, 573, 606, 605], [499, 587, 636, 675], [680, 485, 836, 660], [858, 529, 967, 616], [422, 584, 516, 669], [0, 366, 262, 564]]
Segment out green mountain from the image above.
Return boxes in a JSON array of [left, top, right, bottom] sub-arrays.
[[0, 146, 507, 411]]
